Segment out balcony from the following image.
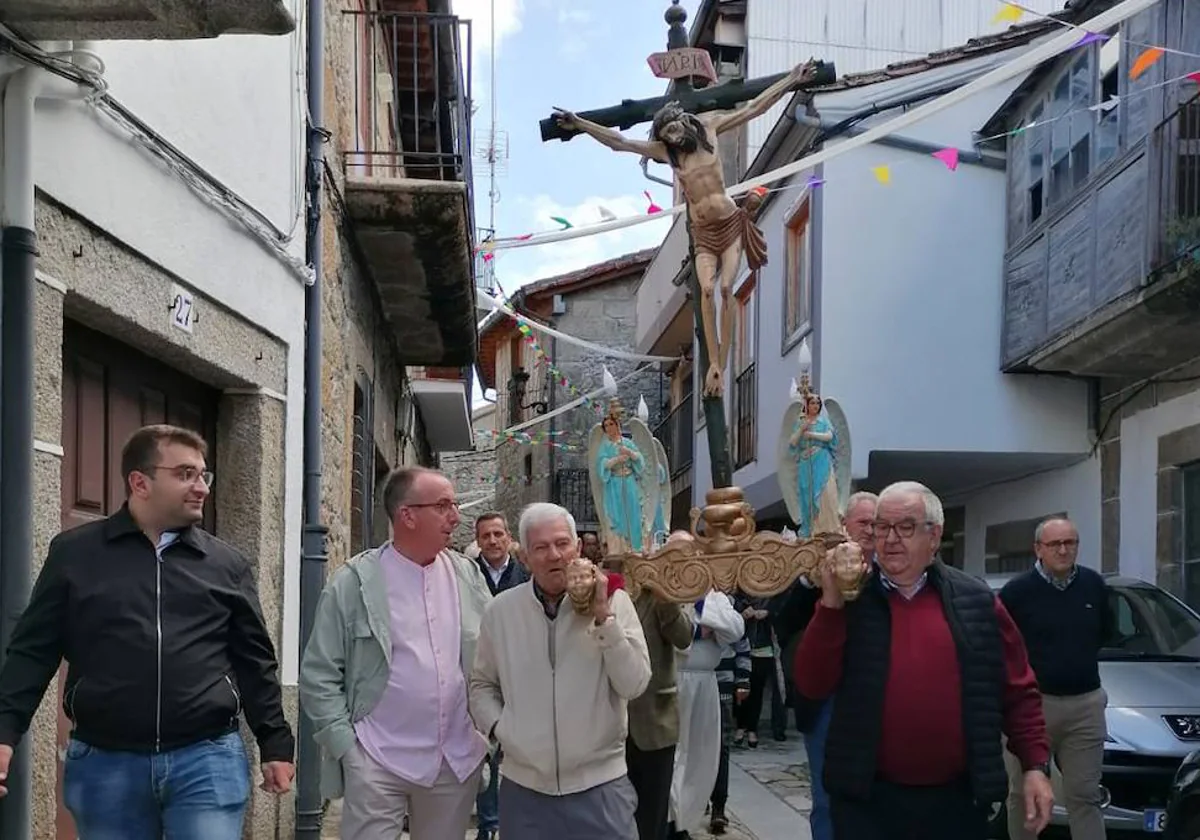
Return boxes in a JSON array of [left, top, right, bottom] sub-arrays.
[[554, 468, 599, 533], [0, 0, 293, 39], [342, 6, 477, 368], [1004, 92, 1200, 379], [653, 393, 694, 493], [635, 217, 693, 356], [733, 363, 757, 470], [409, 366, 473, 452]]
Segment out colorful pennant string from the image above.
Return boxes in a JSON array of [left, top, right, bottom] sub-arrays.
[[1131, 47, 1165, 81], [550, 216, 574, 230], [991, 3, 1023, 25], [645, 191, 663, 214], [931, 148, 959, 171], [871, 165, 892, 185]]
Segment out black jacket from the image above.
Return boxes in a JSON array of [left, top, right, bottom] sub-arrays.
[[475, 554, 530, 596], [0, 505, 294, 761]]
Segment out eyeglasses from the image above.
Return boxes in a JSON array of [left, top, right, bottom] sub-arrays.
[[1038, 539, 1079, 552], [405, 500, 460, 515], [149, 465, 214, 487], [872, 519, 931, 539]]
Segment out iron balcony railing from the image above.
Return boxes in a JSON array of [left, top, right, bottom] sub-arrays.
[[733, 363, 757, 470], [653, 393, 694, 480], [1156, 91, 1200, 272], [343, 9, 474, 199], [554, 468, 598, 532]]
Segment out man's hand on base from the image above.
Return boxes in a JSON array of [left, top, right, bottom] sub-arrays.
[[1022, 768, 1054, 834], [261, 761, 295, 794]]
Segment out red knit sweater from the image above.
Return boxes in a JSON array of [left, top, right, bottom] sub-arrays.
[[794, 587, 1049, 786]]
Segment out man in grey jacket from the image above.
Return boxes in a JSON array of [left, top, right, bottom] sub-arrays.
[[299, 467, 493, 840]]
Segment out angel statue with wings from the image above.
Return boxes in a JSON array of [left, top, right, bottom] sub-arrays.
[[778, 390, 851, 538], [588, 400, 660, 556], [651, 437, 673, 540]]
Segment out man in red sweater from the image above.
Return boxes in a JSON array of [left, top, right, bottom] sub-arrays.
[[794, 481, 1053, 840]]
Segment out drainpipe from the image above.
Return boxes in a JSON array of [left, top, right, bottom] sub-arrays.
[[0, 51, 92, 840], [296, 0, 328, 831]]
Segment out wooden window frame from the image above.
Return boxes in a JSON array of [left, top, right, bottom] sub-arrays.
[[783, 197, 813, 353]]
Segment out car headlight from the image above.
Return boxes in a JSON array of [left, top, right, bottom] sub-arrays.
[[1164, 715, 1200, 741]]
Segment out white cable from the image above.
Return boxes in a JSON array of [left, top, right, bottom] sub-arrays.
[[502, 365, 651, 435], [487, 295, 680, 363], [488, 0, 1163, 253]]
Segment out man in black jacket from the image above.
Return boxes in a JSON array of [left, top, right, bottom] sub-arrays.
[[0, 424, 294, 838]]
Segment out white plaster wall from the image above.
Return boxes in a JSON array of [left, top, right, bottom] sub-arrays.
[[743, 0, 1066, 160], [26, 19, 307, 682], [959, 458, 1101, 577], [710, 58, 1092, 512], [1119, 390, 1200, 584]]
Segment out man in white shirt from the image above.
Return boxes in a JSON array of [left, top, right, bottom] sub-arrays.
[[470, 502, 651, 840]]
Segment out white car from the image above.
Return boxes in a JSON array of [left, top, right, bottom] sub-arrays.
[[985, 574, 1200, 837]]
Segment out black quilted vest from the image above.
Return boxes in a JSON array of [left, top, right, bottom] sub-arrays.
[[823, 561, 1008, 805]]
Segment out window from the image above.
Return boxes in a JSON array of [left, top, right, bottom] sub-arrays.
[[1010, 32, 1126, 237], [783, 199, 812, 345], [733, 276, 757, 469], [1183, 463, 1200, 610], [351, 377, 376, 555]]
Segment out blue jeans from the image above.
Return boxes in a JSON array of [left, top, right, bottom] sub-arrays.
[[476, 749, 500, 833], [62, 730, 251, 839], [804, 699, 833, 840]]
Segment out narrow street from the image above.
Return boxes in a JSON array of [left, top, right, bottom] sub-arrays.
[[320, 734, 816, 840]]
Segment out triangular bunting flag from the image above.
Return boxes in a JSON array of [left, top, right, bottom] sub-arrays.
[[644, 190, 663, 214], [1130, 47, 1164, 80], [991, 3, 1023, 25], [1073, 31, 1108, 48], [598, 206, 617, 222], [1189, 72, 1200, 84], [871, 165, 892, 185], [805, 175, 826, 189], [550, 216, 574, 230], [932, 148, 959, 171]]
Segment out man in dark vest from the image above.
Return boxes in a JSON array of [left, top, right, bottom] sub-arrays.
[[794, 481, 1054, 840]]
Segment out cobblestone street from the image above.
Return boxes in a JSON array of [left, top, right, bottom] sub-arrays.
[[319, 729, 815, 840]]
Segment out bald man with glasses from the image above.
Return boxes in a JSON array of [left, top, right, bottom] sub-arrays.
[[1000, 517, 1113, 840]]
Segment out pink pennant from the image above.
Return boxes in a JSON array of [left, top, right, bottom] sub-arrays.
[[644, 190, 663, 214], [1189, 72, 1200, 84], [516, 233, 533, 241], [482, 252, 494, 262], [932, 147, 960, 171]]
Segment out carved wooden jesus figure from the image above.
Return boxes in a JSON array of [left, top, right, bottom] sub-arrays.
[[555, 60, 820, 397]]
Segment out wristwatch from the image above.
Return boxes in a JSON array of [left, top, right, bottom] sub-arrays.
[[1032, 761, 1052, 777]]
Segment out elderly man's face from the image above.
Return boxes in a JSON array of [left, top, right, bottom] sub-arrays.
[[523, 516, 582, 598], [1035, 519, 1080, 578], [842, 498, 877, 562], [873, 491, 940, 587]]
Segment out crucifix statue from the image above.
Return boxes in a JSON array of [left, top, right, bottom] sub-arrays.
[[554, 60, 820, 399]]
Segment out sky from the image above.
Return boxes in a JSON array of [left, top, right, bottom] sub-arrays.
[[451, 0, 701, 298]]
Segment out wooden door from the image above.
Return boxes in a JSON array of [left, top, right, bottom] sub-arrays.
[[56, 322, 219, 838]]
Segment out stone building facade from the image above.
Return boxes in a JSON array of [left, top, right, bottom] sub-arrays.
[[477, 250, 667, 536], [441, 403, 501, 549]]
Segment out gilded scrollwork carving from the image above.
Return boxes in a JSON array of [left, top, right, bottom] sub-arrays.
[[617, 486, 867, 603]]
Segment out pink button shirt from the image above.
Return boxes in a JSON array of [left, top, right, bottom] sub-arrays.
[[354, 545, 487, 786]]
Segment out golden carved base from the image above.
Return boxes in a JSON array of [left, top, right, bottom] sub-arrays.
[[610, 486, 867, 603]]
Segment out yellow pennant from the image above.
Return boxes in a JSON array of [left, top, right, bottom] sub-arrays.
[[872, 165, 892, 185], [991, 3, 1023, 24]]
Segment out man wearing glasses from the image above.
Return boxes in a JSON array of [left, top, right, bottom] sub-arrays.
[[0, 424, 295, 838], [793, 481, 1053, 840], [300, 466, 493, 840], [1000, 517, 1112, 840]]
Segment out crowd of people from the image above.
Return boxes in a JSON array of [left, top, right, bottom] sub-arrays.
[[0, 423, 1116, 840]]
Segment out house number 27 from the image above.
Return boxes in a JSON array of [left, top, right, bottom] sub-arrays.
[[169, 284, 195, 334]]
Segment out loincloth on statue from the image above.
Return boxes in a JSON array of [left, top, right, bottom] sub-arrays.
[[692, 205, 768, 270]]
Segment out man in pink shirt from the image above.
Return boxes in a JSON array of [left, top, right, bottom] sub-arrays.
[[299, 467, 494, 840]]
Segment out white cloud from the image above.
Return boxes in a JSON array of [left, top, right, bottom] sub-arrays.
[[496, 192, 672, 285], [556, 8, 593, 25], [452, 0, 523, 56]]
